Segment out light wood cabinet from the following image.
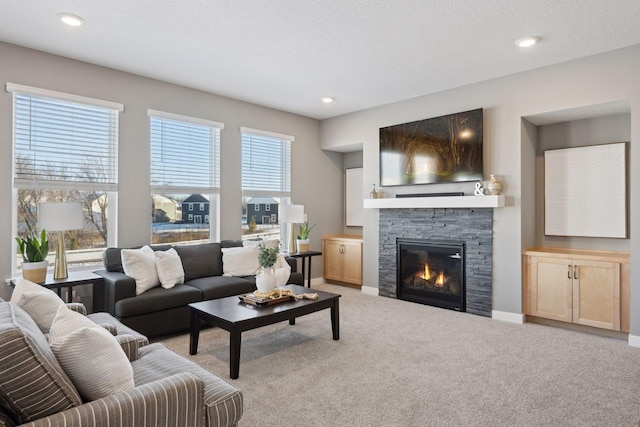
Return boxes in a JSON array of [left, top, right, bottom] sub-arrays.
[[523, 247, 629, 332], [322, 235, 363, 286]]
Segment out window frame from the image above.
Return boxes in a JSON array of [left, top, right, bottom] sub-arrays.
[[8, 83, 122, 275], [148, 110, 223, 244], [241, 127, 294, 242]]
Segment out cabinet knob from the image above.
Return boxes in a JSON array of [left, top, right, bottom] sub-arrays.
[[568, 265, 572, 279], [574, 265, 578, 280]]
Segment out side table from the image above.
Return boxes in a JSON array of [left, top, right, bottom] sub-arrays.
[[287, 251, 322, 288], [10, 271, 105, 313]]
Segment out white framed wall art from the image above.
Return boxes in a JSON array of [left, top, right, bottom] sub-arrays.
[[544, 142, 627, 238]]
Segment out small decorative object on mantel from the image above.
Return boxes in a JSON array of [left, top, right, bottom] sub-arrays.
[[474, 181, 486, 196], [487, 174, 503, 195], [370, 184, 379, 199], [377, 188, 386, 198]]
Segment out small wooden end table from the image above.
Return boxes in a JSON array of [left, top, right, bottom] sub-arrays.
[[189, 284, 340, 379]]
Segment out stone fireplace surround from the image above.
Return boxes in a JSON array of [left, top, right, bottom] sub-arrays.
[[378, 208, 493, 317]]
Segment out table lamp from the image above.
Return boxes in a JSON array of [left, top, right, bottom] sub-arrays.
[[279, 204, 304, 253], [38, 202, 85, 280]]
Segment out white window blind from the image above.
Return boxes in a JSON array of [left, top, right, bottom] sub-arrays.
[[149, 111, 222, 194], [11, 88, 120, 191], [241, 129, 292, 196]]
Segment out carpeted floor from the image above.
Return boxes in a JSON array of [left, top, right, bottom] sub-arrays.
[[161, 283, 640, 426]]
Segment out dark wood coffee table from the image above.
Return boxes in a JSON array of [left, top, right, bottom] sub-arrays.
[[189, 284, 340, 379]]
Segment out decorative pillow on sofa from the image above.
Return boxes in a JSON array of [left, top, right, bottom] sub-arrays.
[[10, 278, 65, 334], [0, 302, 82, 424], [155, 248, 185, 289], [49, 305, 135, 402], [221, 246, 260, 276], [121, 245, 159, 295]]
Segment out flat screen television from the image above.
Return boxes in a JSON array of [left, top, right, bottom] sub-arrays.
[[379, 108, 483, 186]]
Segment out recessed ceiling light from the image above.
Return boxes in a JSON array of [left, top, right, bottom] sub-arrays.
[[58, 13, 84, 27], [515, 36, 540, 48], [321, 97, 334, 104]]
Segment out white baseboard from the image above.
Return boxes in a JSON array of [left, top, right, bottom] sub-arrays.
[[360, 286, 379, 296], [628, 335, 640, 348], [492, 310, 524, 324]]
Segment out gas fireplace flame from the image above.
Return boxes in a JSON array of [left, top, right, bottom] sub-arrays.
[[435, 272, 445, 287], [421, 263, 431, 280]]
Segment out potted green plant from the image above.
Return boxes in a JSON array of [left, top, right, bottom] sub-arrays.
[[15, 229, 49, 283], [296, 222, 316, 252], [256, 242, 280, 294]]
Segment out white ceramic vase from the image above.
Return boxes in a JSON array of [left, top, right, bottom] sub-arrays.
[[256, 267, 277, 293]]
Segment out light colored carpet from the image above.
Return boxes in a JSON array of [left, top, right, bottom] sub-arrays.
[[161, 283, 640, 426]]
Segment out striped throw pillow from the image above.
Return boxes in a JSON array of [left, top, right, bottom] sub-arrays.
[[0, 302, 81, 424], [49, 305, 135, 401]]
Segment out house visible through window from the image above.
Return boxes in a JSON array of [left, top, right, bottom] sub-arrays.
[[9, 83, 122, 273], [241, 127, 293, 242], [149, 110, 222, 244]]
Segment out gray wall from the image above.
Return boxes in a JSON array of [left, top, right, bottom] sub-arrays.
[[0, 41, 342, 299], [320, 44, 640, 336]]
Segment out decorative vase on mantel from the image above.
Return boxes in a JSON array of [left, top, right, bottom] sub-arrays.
[[255, 267, 277, 293], [487, 174, 503, 195]]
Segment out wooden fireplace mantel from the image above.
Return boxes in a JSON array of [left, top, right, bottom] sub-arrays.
[[363, 195, 505, 209]]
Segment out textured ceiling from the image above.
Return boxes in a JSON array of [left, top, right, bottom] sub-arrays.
[[1, 0, 640, 120]]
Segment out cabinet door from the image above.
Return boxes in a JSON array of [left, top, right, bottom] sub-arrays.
[[323, 239, 344, 281], [529, 257, 573, 323], [341, 241, 363, 285], [573, 260, 620, 330]]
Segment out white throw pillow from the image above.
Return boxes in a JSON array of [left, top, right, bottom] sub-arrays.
[[274, 255, 292, 287], [10, 278, 65, 334], [155, 248, 185, 289], [49, 305, 135, 401], [121, 245, 159, 295], [222, 246, 260, 276]]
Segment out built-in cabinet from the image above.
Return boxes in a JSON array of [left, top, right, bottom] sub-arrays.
[[523, 247, 630, 332], [322, 235, 363, 287]]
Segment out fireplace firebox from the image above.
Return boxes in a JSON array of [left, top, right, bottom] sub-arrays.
[[397, 239, 465, 312]]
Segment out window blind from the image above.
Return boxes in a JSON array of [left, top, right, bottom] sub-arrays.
[[241, 131, 292, 196], [12, 92, 119, 191], [149, 114, 221, 194]]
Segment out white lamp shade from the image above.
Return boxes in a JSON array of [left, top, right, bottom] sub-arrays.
[[279, 204, 305, 223], [38, 202, 85, 231]]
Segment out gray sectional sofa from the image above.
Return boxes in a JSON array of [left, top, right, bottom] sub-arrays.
[[95, 240, 303, 337]]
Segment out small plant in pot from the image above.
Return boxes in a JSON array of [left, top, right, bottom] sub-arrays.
[[256, 242, 280, 294], [16, 229, 49, 284], [296, 222, 316, 253]]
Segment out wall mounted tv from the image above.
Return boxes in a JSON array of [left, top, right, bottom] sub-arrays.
[[379, 108, 483, 186]]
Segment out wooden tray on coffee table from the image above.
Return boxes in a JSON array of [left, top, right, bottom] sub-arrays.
[[239, 293, 294, 307]]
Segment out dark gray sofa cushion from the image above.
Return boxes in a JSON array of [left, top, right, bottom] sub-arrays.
[[174, 243, 222, 281], [116, 285, 202, 318], [186, 276, 256, 300]]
